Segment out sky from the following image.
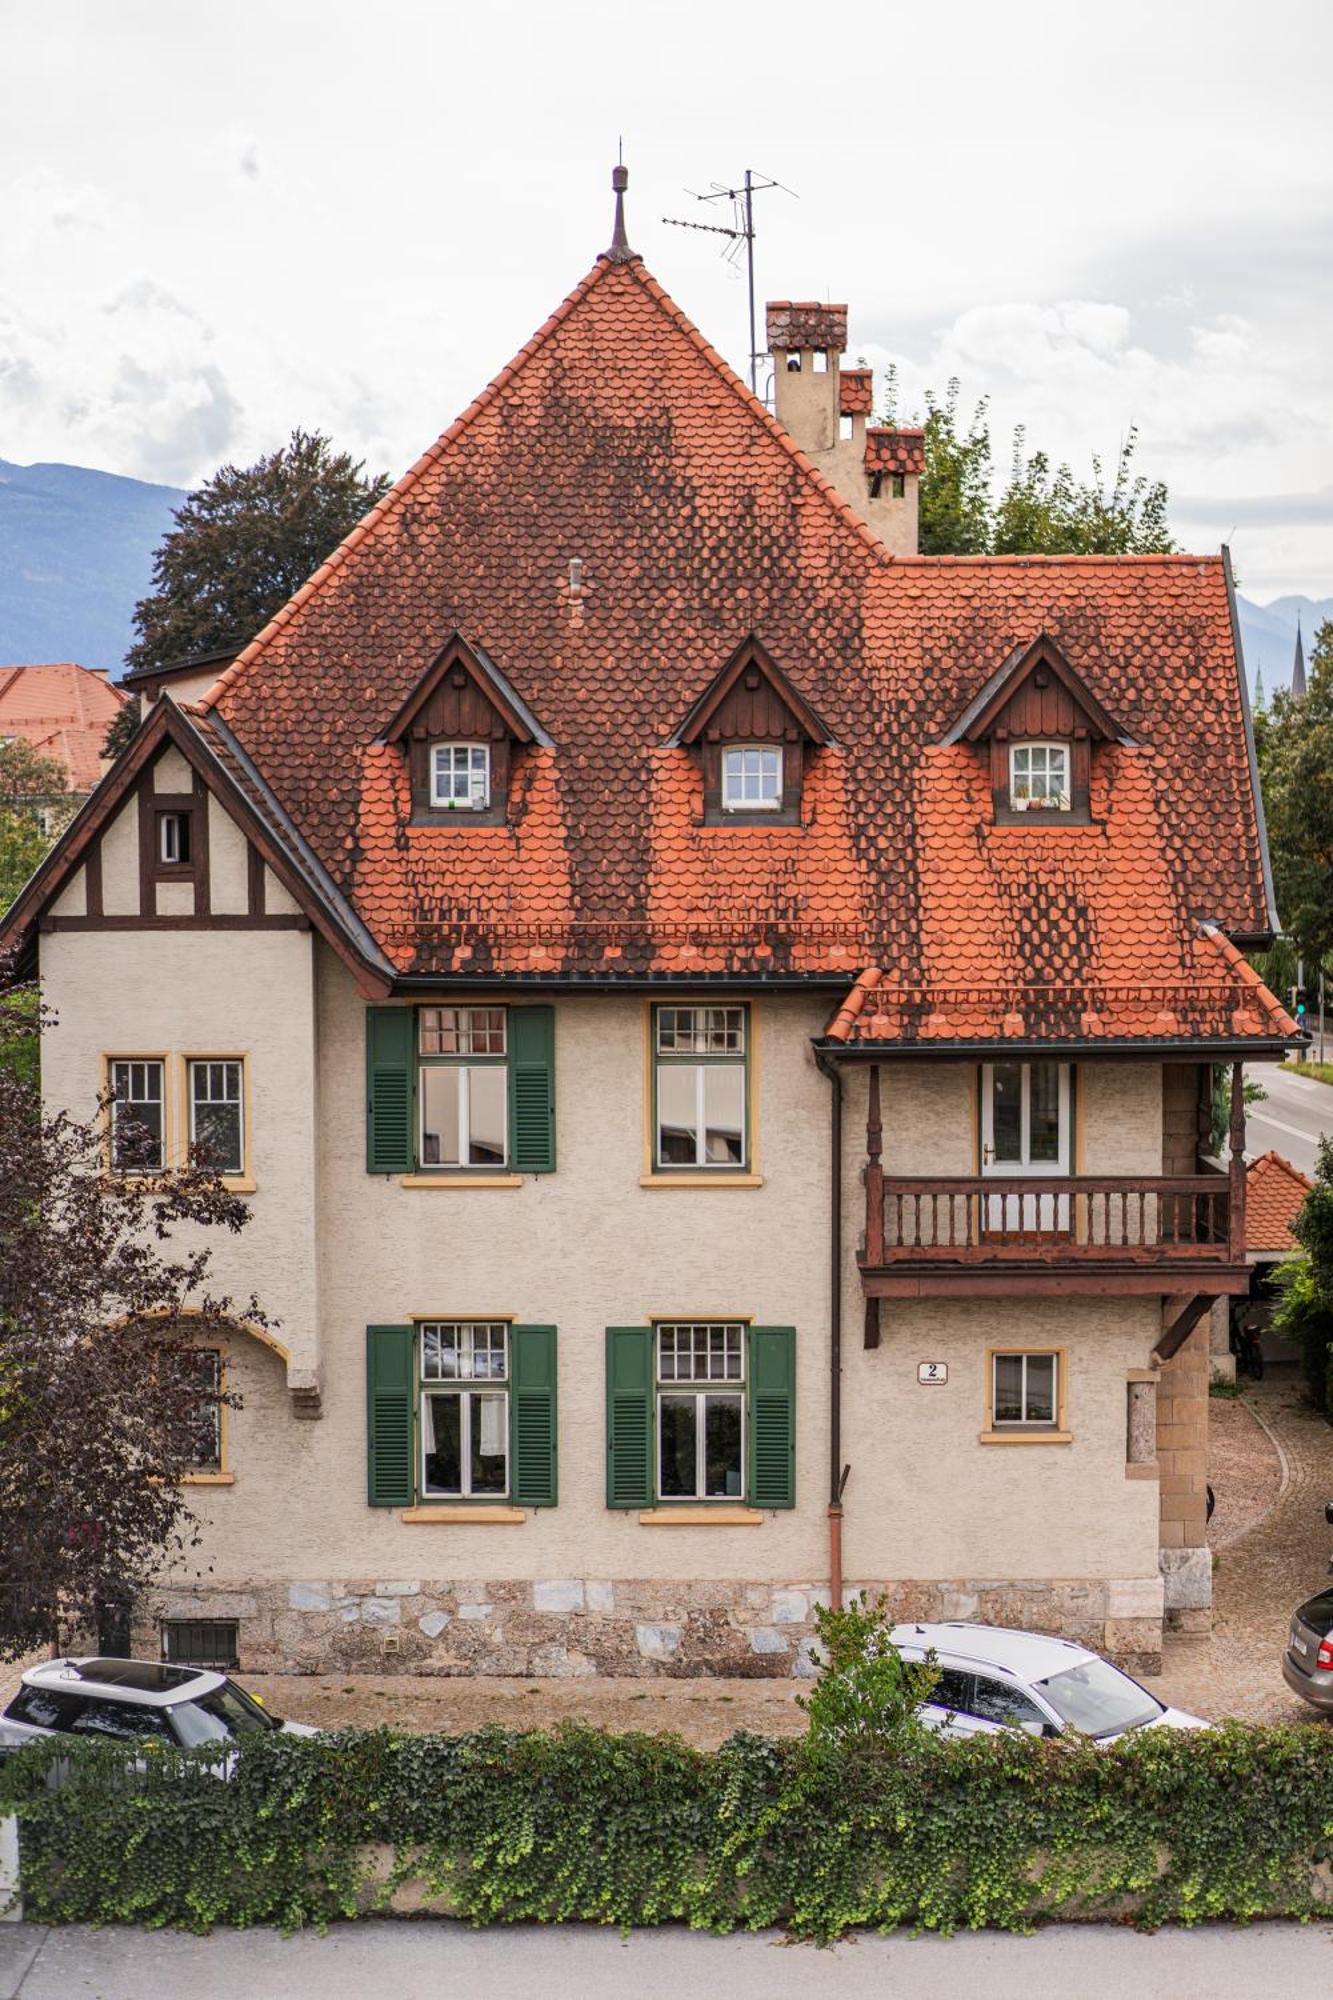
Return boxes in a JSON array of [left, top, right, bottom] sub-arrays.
[[2, 0, 1331, 602]]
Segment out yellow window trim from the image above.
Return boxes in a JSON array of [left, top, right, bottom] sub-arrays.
[[978, 1430, 1073, 1447], [177, 1053, 253, 1189], [182, 1472, 236, 1486], [409, 1311, 516, 1324], [984, 1344, 1069, 1441], [638, 1506, 763, 1526], [399, 1174, 524, 1189], [401, 1504, 526, 1525], [642, 997, 760, 1181], [100, 1051, 171, 1179]]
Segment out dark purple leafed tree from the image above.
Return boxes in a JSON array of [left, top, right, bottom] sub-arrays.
[[0, 973, 268, 1660]]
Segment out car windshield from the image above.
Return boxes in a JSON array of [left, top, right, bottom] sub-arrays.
[[169, 1681, 281, 1746], [1034, 1659, 1163, 1738]]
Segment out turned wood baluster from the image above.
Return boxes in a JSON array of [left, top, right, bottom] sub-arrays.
[[865, 1064, 885, 1266], [1228, 1061, 1247, 1261]]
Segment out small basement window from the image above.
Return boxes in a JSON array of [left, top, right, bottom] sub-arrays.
[[430, 742, 491, 810], [162, 1619, 239, 1670], [722, 745, 783, 813], [1009, 742, 1071, 812], [157, 811, 191, 864]]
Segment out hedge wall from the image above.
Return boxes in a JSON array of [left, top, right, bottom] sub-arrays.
[[5, 1720, 1333, 1937]]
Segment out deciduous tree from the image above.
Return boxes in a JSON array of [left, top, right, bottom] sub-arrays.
[[1259, 621, 1333, 966]]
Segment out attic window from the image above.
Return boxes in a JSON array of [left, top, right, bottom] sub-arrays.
[[157, 811, 191, 864], [722, 746, 783, 813], [1009, 743, 1070, 813], [430, 742, 491, 811]]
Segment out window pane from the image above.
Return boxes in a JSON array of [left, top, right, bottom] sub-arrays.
[[969, 1676, 1048, 1732], [659, 1395, 697, 1498], [703, 1065, 745, 1165], [655, 1007, 744, 1056], [423, 1393, 462, 1494], [420, 1066, 460, 1166], [467, 1065, 508, 1166], [191, 1062, 243, 1175], [657, 1064, 699, 1164], [993, 1354, 1024, 1424], [1025, 1354, 1056, 1424], [431, 743, 490, 808], [171, 1349, 222, 1469], [111, 1060, 164, 1171], [704, 1395, 743, 1497], [1029, 1064, 1062, 1163], [989, 1064, 1022, 1163], [470, 1391, 508, 1495], [656, 1323, 744, 1383], [723, 746, 782, 809]]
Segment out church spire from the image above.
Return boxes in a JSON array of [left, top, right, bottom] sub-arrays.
[[1293, 616, 1307, 697]]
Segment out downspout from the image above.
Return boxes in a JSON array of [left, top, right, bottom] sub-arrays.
[[817, 1049, 848, 1611]]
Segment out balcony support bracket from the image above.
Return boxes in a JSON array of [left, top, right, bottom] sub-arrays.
[[863, 1296, 881, 1350], [1153, 1292, 1218, 1367]]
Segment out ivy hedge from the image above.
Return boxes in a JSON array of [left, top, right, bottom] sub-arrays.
[[5, 1717, 1333, 1937]]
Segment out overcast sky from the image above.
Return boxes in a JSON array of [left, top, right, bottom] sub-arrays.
[[3, 0, 1330, 600]]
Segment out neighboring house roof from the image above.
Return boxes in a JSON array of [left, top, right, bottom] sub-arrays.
[[0, 663, 126, 792], [863, 427, 926, 477], [1245, 1149, 1314, 1256]]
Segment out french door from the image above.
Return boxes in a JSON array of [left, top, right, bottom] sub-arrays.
[[981, 1062, 1071, 1233]]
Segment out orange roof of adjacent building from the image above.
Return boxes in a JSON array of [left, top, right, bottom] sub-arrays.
[[1245, 1149, 1314, 1255], [0, 663, 126, 793]]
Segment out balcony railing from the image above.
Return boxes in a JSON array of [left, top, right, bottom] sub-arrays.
[[871, 1175, 1233, 1268]]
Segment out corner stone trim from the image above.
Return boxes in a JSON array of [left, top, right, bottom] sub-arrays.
[[145, 1571, 1166, 1679]]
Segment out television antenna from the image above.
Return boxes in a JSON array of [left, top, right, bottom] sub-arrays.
[[663, 170, 797, 395]]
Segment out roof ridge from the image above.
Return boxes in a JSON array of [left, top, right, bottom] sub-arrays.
[[884, 552, 1225, 568], [197, 255, 623, 716]]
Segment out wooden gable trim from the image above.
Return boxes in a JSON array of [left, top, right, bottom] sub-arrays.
[[943, 634, 1134, 748], [668, 636, 835, 749], [382, 633, 549, 749]]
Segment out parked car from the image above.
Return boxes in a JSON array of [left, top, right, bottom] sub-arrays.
[[889, 1622, 1208, 1742], [1282, 1584, 1333, 1712], [0, 1656, 319, 1755]]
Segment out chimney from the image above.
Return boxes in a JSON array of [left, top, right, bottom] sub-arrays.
[[766, 300, 923, 556]]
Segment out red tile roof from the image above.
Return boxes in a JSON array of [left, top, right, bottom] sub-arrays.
[[1245, 1149, 1313, 1255], [167, 251, 1277, 1030], [839, 368, 874, 416], [0, 663, 125, 793], [864, 427, 926, 476], [765, 302, 848, 353]]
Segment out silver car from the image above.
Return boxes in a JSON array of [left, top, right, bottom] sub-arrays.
[[1282, 1588, 1333, 1711], [0, 1656, 318, 1754]]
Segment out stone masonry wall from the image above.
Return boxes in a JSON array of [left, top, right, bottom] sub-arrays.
[[142, 1573, 1165, 1680], [1157, 1323, 1212, 1635]]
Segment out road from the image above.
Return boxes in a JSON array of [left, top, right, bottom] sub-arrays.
[[1247, 1062, 1333, 1176], [4, 1920, 1333, 2000]]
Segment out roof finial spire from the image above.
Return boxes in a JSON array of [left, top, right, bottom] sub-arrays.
[[1293, 614, 1307, 698], [603, 153, 637, 264]]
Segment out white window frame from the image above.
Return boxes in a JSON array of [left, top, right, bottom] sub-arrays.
[[721, 744, 784, 813], [419, 1321, 510, 1499], [981, 1061, 1071, 1177], [991, 1350, 1059, 1430], [653, 1005, 748, 1171], [418, 1008, 509, 1170], [110, 1058, 166, 1172], [429, 741, 491, 811], [1008, 741, 1071, 812], [158, 811, 190, 863], [654, 1322, 746, 1502], [187, 1059, 244, 1177]]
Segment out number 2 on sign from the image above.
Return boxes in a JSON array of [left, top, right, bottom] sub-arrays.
[[917, 1362, 948, 1385]]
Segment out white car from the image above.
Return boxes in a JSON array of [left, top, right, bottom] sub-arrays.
[[889, 1622, 1207, 1742], [0, 1656, 319, 1753]]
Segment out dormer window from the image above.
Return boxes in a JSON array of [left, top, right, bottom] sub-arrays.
[[430, 742, 491, 811], [1009, 743, 1070, 813], [722, 746, 783, 813]]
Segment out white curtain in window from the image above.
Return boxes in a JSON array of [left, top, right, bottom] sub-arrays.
[[478, 1394, 505, 1457]]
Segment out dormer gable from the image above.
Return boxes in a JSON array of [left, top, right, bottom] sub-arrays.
[[667, 637, 834, 826], [942, 633, 1135, 824], [382, 633, 552, 825]]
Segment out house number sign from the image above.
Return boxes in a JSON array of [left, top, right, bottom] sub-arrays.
[[917, 1362, 948, 1385]]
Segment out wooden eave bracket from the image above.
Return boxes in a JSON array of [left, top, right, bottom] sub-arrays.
[[1152, 1292, 1217, 1366]]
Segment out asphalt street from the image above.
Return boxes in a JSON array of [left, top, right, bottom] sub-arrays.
[[1247, 1062, 1333, 1177], [3, 1921, 1333, 1999]]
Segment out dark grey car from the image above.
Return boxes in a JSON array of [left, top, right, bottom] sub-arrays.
[[1282, 1588, 1333, 1711]]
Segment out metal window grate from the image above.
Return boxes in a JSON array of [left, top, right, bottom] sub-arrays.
[[162, 1619, 239, 1671]]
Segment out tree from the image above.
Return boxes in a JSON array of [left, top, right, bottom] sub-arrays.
[[1258, 621, 1333, 965], [125, 429, 392, 676], [916, 380, 995, 556], [102, 695, 142, 764], [0, 980, 267, 1657], [1275, 1134, 1333, 1411], [0, 740, 70, 917]]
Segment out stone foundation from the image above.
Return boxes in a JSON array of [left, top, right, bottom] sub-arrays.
[[142, 1571, 1165, 1679]]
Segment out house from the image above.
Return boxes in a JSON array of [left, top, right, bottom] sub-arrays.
[[0, 662, 126, 814], [0, 173, 1298, 1680]]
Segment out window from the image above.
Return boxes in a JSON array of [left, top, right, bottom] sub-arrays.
[[419, 1008, 508, 1169], [967, 1675, 1049, 1734], [721, 746, 783, 813], [982, 1061, 1070, 1171], [419, 1322, 509, 1498], [162, 1619, 239, 1671], [992, 1351, 1059, 1429], [890, 472, 905, 499], [430, 742, 490, 810], [656, 1322, 745, 1500], [110, 1058, 165, 1171], [157, 811, 191, 863], [653, 1005, 747, 1171], [171, 1348, 223, 1472], [188, 1060, 244, 1176], [1009, 742, 1070, 811]]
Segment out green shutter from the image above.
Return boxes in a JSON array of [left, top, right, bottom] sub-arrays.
[[366, 1007, 415, 1174], [509, 1005, 556, 1173], [510, 1325, 558, 1506], [749, 1326, 796, 1509], [366, 1324, 414, 1507], [605, 1326, 654, 1508]]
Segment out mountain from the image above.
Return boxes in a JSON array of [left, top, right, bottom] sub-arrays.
[[0, 458, 184, 677], [1236, 593, 1333, 698]]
